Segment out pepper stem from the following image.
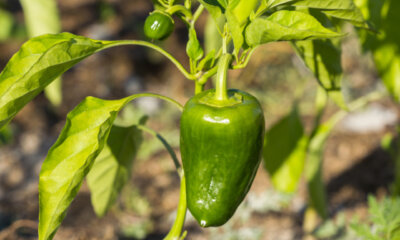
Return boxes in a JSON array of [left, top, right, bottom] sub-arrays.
[[215, 54, 232, 102], [195, 81, 204, 94]]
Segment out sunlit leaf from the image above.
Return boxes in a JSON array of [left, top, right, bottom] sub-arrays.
[[226, 0, 258, 52], [38, 93, 178, 240], [356, 0, 400, 101], [204, 15, 223, 54], [20, 0, 63, 106], [0, 8, 14, 41], [198, 0, 226, 24], [267, 0, 294, 9], [268, 0, 368, 28], [263, 106, 307, 193], [246, 10, 342, 46], [186, 27, 204, 61], [87, 124, 143, 217], [292, 39, 347, 109], [0, 33, 115, 130], [293, 0, 368, 28]]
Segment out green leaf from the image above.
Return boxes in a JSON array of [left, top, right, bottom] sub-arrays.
[[225, 10, 245, 53], [356, 0, 400, 101], [20, 0, 63, 107], [292, 0, 368, 28], [205, 15, 223, 54], [245, 10, 342, 46], [0, 8, 14, 41], [0, 33, 115, 130], [295, 0, 355, 10], [198, 0, 226, 21], [267, 0, 294, 9], [263, 106, 307, 193], [87, 124, 143, 217], [292, 39, 347, 109], [197, 50, 216, 71], [0, 123, 13, 146], [322, 9, 367, 28], [229, 0, 258, 25], [226, 0, 259, 52], [186, 27, 204, 61], [39, 96, 127, 240], [268, 0, 368, 28], [38, 93, 180, 240]]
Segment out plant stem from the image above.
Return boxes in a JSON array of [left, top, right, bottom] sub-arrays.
[[198, 66, 218, 85], [195, 81, 204, 94], [166, 5, 192, 18], [136, 125, 187, 239], [164, 170, 187, 240], [215, 54, 232, 101], [309, 86, 328, 138], [232, 47, 257, 69], [191, 5, 204, 24], [104, 41, 196, 81], [137, 125, 181, 170]]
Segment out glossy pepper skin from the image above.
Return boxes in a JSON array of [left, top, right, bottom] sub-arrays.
[[180, 89, 265, 227], [144, 11, 174, 40]]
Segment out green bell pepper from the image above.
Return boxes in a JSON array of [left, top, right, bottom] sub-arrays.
[[180, 88, 265, 227]]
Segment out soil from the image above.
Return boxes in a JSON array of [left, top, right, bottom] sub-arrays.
[[1, 0, 399, 239]]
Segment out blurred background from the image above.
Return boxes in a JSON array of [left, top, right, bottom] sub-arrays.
[[0, 0, 399, 239]]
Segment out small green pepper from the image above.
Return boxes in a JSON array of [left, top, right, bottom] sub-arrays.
[[180, 88, 265, 227], [144, 11, 174, 40]]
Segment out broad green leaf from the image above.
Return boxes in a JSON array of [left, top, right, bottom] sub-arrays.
[[87, 124, 143, 217], [186, 27, 204, 61], [267, 0, 294, 9], [225, 10, 245, 53], [20, 0, 63, 107], [294, 0, 355, 10], [39, 96, 127, 240], [215, 0, 228, 8], [0, 8, 13, 41], [245, 10, 342, 46], [263, 106, 307, 193], [268, 0, 368, 28], [205, 15, 223, 54], [229, 0, 258, 25], [226, 0, 259, 52], [292, 39, 347, 109], [198, 0, 226, 22], [293, 0, 368, 28], [0, 33, 116, 130], [356, 0, 400, 101], [38, 93, 175, 240], [322, 9, 367, 28], [197, 50, 216, 71]]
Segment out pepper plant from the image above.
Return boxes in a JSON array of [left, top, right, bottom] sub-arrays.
[[0, 0, 399, 239]]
